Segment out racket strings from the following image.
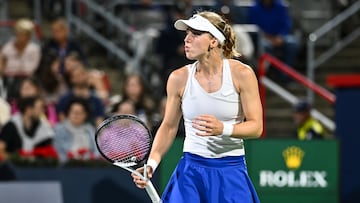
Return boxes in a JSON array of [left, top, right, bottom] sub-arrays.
[[96, 119, 151, 163]]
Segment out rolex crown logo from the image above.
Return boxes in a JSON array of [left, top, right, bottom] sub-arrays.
[[282, 146, 304, 170]]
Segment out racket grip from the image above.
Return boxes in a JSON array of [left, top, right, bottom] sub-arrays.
[[145, 180, 162, 203]]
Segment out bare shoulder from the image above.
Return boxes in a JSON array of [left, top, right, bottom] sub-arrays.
[[228, 59, 256, 78], [168, 66, 188, 84], [228, 59, 258, 91], [167, 66, 189, 95]]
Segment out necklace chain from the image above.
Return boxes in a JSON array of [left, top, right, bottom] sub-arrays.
[[195, 62, 223, 92]]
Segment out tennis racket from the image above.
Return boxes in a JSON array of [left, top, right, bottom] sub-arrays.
[[95, 114, 161, 203]]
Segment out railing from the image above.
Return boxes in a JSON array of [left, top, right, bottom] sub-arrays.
[[107, 0, 215, 7], [65, 0, 156, 74], [307, 0, 360, 102], [258, 54, 336, 136], [106, 0, 253, 7], [0, 0, 8, 20], [15, 0, 41, 23], [0, 0, 41, 23], [65, 0, 131, 62]]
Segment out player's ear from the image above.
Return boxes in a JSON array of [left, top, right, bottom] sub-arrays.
[[210, 38, 218, 48]]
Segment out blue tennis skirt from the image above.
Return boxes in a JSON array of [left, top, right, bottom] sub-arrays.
[[161, 152, 260, 203]]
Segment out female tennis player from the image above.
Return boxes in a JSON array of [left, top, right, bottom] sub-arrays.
[[132, 11, 262, 203]]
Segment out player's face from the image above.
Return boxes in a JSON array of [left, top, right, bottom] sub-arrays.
[[184, 28, 212, 60]]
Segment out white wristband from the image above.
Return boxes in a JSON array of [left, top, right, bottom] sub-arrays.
[[222, 122, 234, 137], [147, 159, 159, 172]]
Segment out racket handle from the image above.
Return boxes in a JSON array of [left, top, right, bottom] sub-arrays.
[[145, 180, 162, 203]]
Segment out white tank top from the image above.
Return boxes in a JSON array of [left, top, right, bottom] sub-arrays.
[[181, 59, 245, 158]]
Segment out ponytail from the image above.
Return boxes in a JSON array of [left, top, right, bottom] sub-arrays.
[[221, 23, 241, 59]]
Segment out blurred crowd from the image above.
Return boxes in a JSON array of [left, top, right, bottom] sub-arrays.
[[0, 0, 329, 173], [0, 14, 179, 168], [0, 18, 108, 167]]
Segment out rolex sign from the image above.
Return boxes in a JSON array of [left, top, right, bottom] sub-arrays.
[[245, 140, 339, 203]]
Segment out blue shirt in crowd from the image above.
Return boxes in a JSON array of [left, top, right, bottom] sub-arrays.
[[248, 0, 292, 36]]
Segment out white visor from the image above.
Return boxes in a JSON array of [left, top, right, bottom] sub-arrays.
[[174, 14, 226, 44]]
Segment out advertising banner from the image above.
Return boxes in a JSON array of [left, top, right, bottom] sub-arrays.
[[245, 139, 339, 203]]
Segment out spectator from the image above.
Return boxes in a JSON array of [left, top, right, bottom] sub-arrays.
[[119, 73, 155, 128], [35, 53, 68, 126], [42, 18, 87, 75], [112, 99, 136, 115], [87, 68, 110, 104], [63, 53, 84, 86], [1, 18, 41, 77], [9, 77, 59, 126], [0, 141, 8, 160], [56, 65, 106, 127], [0, 54, 9, 100], [0, 96, 56, 159], [0, 55, 10, 129], [1, 19, 41, 100], [36, 51, 67, 106], [249, 0, 299, 82], [151, 96, 185, 137], [0, 98, 10, 130], [54, 97, 98, 164], [293, 99, 328, 140], [10, 77, 42, 114], [0, 140, 16, 181], [63, 54, 110, 103]]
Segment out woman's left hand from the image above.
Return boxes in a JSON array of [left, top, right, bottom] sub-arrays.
[[192, 114, 223, 136]]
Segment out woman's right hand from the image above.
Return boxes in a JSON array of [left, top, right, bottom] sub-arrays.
[[131, 165, 154, 189]]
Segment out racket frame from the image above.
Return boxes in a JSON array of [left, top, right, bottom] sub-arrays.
[[95, 114, 161, 203]]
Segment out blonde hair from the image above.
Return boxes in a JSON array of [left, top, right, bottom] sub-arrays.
[[198, 11, 240, 59], [14, 18, 34, 35]]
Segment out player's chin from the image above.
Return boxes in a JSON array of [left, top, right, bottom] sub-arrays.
[[185, 53, 196, 60]]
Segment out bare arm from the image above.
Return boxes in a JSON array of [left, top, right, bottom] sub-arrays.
[[232, 62, 263, 138], [132, 67, 187, 187], [148, 68, 186, 165]]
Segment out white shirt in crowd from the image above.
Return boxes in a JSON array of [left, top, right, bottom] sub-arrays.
[[1, 39, 41, 77]]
